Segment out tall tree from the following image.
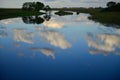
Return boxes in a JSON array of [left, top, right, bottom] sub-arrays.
[[107, 1, 116, 8], [35, 2, 44, 11], [44, 5, 51, 11], [22, 2, 45, 11]]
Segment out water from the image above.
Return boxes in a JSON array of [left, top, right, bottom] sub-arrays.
[[0, 13, 120, 80]]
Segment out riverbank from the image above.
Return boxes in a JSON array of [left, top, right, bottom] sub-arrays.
[[0, 8, 120, 26], [52, 8, 120, 26], [0, 8, 45, 20]]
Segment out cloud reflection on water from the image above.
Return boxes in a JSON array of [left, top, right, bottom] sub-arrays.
[[43, 18, 65, 28], [29, 47, 55, 59], [38, 29, 71, 49], [13, 29, 34, 44], [86, 32, 120, 56]]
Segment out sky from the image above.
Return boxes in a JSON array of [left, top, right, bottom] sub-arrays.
[[0, 0, 120, 8]]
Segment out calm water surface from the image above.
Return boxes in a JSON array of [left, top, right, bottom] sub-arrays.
[[0, 13, 120, 80]]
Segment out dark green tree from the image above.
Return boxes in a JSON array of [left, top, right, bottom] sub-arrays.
[[35, 2, 44, 11], [22, 2, 45, 11], [44, 5, 51, 11], [107, 1, 116, 8], [104, 1, 120, 12]]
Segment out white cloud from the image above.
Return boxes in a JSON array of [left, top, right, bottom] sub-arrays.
[[13, 29, 34, 44], [1, 19, 14, 24], [86, 33, 120, 55], [89, 49, 109, 56], [39, 30, 71, 49], [1, 18, 22, 25], [29, 47, 55, 59], [43, 18, 65, 28], [1, 0, 119, 8], [40, 48, 55, 59]]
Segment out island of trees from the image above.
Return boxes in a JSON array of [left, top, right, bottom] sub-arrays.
[[22, 2, 51, 11], [0, 2, 51, 20]]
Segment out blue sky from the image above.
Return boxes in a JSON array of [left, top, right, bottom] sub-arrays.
[[0, 0, 120, 8]]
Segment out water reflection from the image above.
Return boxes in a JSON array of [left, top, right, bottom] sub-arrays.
[[13, 29, 34, 44], [0, 26, 7, 38], [22, 16, 44, 24], [0, 46, 4, 48], [0, 30, 7, 38], [17, 52, 25, 57], [0, 13, 120, 57], [22, 13, 51, 24], [29, 47, 55, 59], [38, 29, 71, 49], [86, 32, 120, 56], [43, 18, 65, 28], [0, 19, 15, 24], [0, 12, 120, 80]]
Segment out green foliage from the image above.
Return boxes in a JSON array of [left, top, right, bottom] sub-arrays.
[[44, 5, 51, 11], [55, 10, 73, 16], [22, 2, 45, 11], [107, 1, 116, 8], [105, 1, 120, 12], [35, 2, 44, 11], [88, 11, 120, 26], [0, 8, 44, 20]]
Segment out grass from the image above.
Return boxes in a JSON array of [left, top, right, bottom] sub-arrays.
[[0, 8, 45, 20], [55, 10, 73, 16], [88, 11, 120, 26]]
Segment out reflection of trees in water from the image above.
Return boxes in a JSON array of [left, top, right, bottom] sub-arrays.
[[22, 16, 44, 24], [22, 11, 51, 24], [43, 14, 51, 21]]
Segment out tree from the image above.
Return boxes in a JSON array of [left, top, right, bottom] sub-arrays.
[[22, 2, 45, 11], [104, 1, 120, 12], [35, 2, 44, 11], [107, 1, 116, 8], [44, 5, 51, 11]]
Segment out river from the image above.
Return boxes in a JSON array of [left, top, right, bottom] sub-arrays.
[[0, 13, 120, 80]]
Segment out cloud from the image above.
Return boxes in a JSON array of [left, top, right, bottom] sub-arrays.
[[0, 0, 119, 8], [39, 30, 71, 49], [86, 33, 120, 56], [0, 27, 8, 38], [43, 18, 65, 28], [40, 48, 55, 59], [0, 18, 22, 25], [29, 47, 55, 59], [44, 0, 56, 2], [74, 14, 93, 24], [13, 29, 34, 44], [1, 19, 14, 24], [89, 49, 109, 56]]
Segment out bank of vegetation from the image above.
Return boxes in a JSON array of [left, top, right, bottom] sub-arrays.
[[0, 2, 51, 20], [52, 1, 120, 26]]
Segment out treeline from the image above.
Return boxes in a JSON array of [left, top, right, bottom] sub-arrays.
[[104, 1, 120, 11], [22, 2, 51, 11]]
